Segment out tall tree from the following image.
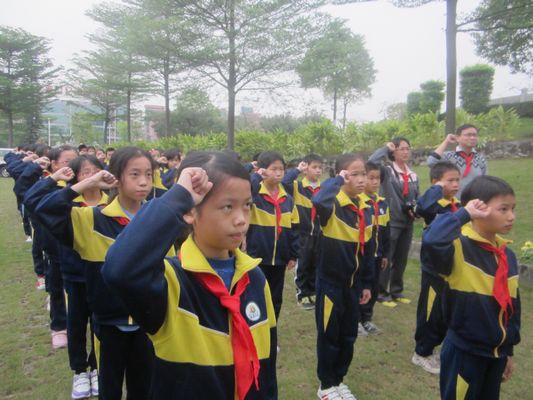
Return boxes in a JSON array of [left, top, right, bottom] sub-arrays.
[[297, 19, 376, 125], [460, 0, 533, 75], [175, 0, 326, 149], [0, 26, 58, 146], [459, 64, 495, 114]]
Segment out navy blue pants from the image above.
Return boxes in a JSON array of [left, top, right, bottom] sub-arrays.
[[46, 252, 67, 331], [31, 219, 46, 276], [64, 280, 96, 373], [359, 257, 381, 323], [414, 271, 447, 356], [315, 279, 360, 389], [440, 338, 507, 400], [295, 233, 319, 301], [259, 264, 286, 321], [94, 324, 154, 400]]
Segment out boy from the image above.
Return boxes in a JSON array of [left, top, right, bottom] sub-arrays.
[[358, 161, 390, 334], [422, 176, 520, 399], [161, 148, 182, 189], [412, 161, 461, 374], [282, 153, 323, 310]]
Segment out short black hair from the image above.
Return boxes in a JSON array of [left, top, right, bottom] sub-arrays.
[[257, 151, 285, 169], [34, 144, 50, 157], [330, 153, 365, 177], [108, 147, 156, 201], [105, 147, 115, 153], [68, 155, 105, 184], [303, 153, 323, 164], [461, 176, 514, 206], [78, 144, 87, 151], [429, 161, 460, 181], [164, 148, 182, 161], [177, 151, 251, 205], [365, 161, 380, 173], [388, 137, 411, 162], [456, 124, 478, 135], [48, 145, 77, 162]]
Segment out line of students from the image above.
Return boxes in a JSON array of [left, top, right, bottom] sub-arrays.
[[5, 141, 521, 400]]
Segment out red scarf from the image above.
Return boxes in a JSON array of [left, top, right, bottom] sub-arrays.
[[476, 242, 514, 325], [347, 204, 366, 255], [307, 186, 320, 223], [113, 216, 130, 226], [194, 272, 260, 400], [262, 194, 286, 237], [400, 173, 409, 197], [458, 151, 474, 177], [450, 200, 458, 213]]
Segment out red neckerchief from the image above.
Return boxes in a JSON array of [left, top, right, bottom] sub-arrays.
[[450, 200, 458, 213], [458, 151, 474, 177], [347, 203, 366, 255], [306, 186, 320, 222], [476, 242, 514, 325], [262, 193, 286, 237], [194, 272, 260, 400], [113, 217, 130, 226], [400, 173, 409, 197]]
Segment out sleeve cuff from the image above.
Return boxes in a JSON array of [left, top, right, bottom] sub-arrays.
[[455, 208, 471, 225]]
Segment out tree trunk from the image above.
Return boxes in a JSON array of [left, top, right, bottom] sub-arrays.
[[127, 72, 132, 142], [7, 109, 14, 147], [227, 1, 236, 150], [164, 58, 171, 138], [445, 0, 457, 135], [342, 97, 348, 130], [104, 104, 110, 144], [332, 88, 338, 124]]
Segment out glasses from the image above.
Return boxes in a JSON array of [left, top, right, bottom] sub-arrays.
[[461, 133, 478, 138]]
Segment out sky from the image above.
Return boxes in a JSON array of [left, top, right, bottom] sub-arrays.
[[1, 0, 531, 122]]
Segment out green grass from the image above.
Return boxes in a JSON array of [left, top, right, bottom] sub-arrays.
[[0, 168, 532, 399], [506, 118, 533, 140]]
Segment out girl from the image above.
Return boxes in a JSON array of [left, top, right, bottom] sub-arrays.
[[246, 151, 299, 322], [312, 153, 372, 400], [103, 151, 278, 399], [369, 137, 419, 306], [33, 147, 166, 400]]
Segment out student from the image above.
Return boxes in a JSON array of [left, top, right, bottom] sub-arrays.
[[104, 147, 115, 165], [427, 124, 487, 197], [358, 161, 390, 335], [422, 176, 520, 399], [78, 144, 88, 155], [161, 148, 182, 189], [103, 151, 278, 399], [282, 153, 323, 310], [33, 147, 163, 400], [412, 161, 461, 374], [369, 137, 419, 306], [25, 155, 108, 398], [20, 145, 78, 349], [312, 153, 372, 400], [247, 151, 299, 322], [95, 148, 106, 164]]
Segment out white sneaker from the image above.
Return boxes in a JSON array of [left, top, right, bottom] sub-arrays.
[[46, 295, 50, 312], [89, 369, 99, 397], [337, 383, 357, 400], [357, 323, 368, 337], [317, 386, 342, 400], [411, 352, 440, 374], [72, 372, 91, 399], [36, 276, 45, 290], [26, 236, 33, 243]]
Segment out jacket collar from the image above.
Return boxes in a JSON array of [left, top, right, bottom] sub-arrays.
[[437, 197, 460, 208], [73, 192, 109, 207], [301, 177, 320, 189], [359, 192, 384, 204], [337, 190, 369, 209], [101, 197, 131, 219], [462, 223, 511, 248], [259, 181, 288, 198], [456, 146, 477, 154], [180, 235, 261, 289]]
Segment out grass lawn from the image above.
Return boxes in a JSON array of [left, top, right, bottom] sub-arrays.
[[1, 157, 532, 399]]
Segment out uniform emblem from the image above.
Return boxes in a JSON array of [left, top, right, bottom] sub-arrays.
[[380, 208, 384, 214], [245, 302, 261, 322]]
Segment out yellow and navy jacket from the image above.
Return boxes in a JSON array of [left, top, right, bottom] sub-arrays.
[[421, 208, 521, 358], [247, 173, 299, 266], [359, 192, 390, 259], [161, 167, 179, 189], [416, 185, 461, 227], [148, 167, 169, 200], [282, 168, 321, 236], [103, 184, 278, 399], [312, 176, 373, 289], [33, 187, 174, 326]]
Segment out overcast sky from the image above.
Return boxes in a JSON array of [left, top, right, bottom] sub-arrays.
[[1, 0, 531, 122]]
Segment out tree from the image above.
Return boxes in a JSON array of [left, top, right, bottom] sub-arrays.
[[175, 0, 326, 149], [172, 87, 225, 135], [419, 80, 445, 114], [0, 26, 58, 146], [385, 102, 407, 120], [296, 19, 376, 125], [459, 64, 495, 114], [407, 92, 423, 115], [461, 0, 533, 75]]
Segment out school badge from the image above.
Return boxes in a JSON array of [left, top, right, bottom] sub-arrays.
[[245, 301, 261, 322]]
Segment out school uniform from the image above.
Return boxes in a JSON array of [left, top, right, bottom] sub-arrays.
[[312, 176, 373, 389], [19, 163, 67, 332], [358, 193, 390, 324], [422, 209, 520, 400], [282, 168, 321, 302], [427, 147, 487, 198], [161, 167, 179, 189], [33, 188, 170, 400], [103, 183, 278, 400], [369, 146, 419, 301], [5, 153, 33, 237], [147, 168, 168, 199], [247, 173, 299, 320]]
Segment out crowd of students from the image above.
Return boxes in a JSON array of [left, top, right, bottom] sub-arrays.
[[3, 123, 521, 400]]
